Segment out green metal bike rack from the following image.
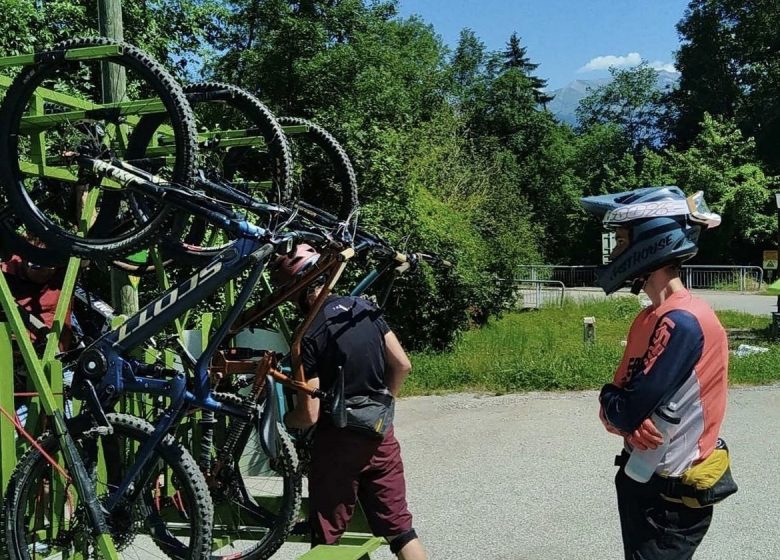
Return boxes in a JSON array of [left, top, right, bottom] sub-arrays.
[[0, 41, 386, 559], [299, 536, 386, 560]]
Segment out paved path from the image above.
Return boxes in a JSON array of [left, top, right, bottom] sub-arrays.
[[568, 287, 778, 316], [273, 386, 780, 559]]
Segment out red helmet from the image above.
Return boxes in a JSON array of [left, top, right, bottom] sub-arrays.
[[269, 243, 321, 287]]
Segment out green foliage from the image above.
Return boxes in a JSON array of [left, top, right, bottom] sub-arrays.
[[405, 298, 780, 395], [451, 28, 486, 95], [373, 109, 541, 349], [576, 63, 667, 155], [651, 115, 778, 263], [0, 1, 222, 79], [671, 0, 780, 171]]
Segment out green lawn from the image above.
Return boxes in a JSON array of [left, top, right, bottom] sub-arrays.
[[406, 296, 779, 395]]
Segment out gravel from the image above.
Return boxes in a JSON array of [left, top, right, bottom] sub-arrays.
[[270, 385, 779, 559]]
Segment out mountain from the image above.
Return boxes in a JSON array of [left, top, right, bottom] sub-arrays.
[[547, 70, 680, 126]]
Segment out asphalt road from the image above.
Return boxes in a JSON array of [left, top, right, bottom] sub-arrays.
[[273, 385, 779, 560], [567, 288, 777, 316]]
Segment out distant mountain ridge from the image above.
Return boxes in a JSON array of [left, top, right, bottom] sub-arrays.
[[547, 70, 680, 126]]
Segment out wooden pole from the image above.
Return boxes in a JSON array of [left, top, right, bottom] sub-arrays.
[[98, 0, 139, 315]]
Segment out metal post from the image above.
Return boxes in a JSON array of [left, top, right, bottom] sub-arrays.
[[739, 267, 745, 292], [583, 317, 596, 344]]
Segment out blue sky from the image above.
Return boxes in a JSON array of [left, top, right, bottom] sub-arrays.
[[397, 0, 690, 90]]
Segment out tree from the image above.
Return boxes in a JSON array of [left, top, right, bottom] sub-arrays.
[[576, 63, 667, 156], [0, 0, 223, 79], [658, 114, 776, 264], [451, 28, 486, 92], [209, 0, 404, 113], [670, 0, 780, 171], [501, 32, 552, 106], [669, 0, 742, 148]]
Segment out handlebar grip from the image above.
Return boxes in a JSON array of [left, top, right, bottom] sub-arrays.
[[416, 252, 453, 268], [250, 243, 276, 263]]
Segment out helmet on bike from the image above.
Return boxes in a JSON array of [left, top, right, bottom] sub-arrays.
[[580, 186, 721, 295], [269, 243, 321, 287]]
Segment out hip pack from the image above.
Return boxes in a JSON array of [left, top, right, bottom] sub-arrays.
[[331, 390, 395, 440], [658, 438, 738, 508]]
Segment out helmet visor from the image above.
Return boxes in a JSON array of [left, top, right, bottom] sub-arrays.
[[686, 191, 721, 229]]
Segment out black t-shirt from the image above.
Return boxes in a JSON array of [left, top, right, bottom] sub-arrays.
[[300, 295, 391, 398]]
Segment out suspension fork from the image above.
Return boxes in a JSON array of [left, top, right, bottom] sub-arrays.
[[211, 355, 275, 478]]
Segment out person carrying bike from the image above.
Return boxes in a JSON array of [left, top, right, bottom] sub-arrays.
[[275, 243, 427, 560], [580, 186, 737, 560]]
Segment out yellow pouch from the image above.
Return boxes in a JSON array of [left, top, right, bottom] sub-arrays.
[[662, 438, 738, 508]]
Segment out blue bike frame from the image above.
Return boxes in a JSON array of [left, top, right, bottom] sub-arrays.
[[73, 218, 282, 507]]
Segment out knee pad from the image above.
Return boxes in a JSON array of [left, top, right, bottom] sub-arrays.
[[389, 528, 418, 555]]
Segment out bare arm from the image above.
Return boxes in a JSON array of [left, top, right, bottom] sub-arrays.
[[284, 377, 321, 430], [384, 330, 412, 397]]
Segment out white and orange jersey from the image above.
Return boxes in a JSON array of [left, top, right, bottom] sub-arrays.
[[600, 289, 729, 476]]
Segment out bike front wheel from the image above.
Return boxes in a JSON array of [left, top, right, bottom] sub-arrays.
[[206, 392, 303, 560], [2, 413, 213, 559]]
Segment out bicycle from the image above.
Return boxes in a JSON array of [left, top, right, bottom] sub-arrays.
[[0, 38, 351, 559], [0, 38, 451, 559]]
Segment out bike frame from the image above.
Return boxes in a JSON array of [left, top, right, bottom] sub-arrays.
[[67, 158, 357, 514]]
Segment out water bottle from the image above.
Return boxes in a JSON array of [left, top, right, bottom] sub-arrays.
[[624, 403, 681, 483]]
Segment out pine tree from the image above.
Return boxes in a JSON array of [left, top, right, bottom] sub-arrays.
[[502, 32, 552, 106]]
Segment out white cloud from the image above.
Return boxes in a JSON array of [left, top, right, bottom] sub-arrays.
[[578, 52, 641, 73], [648, 60, 679, 74]]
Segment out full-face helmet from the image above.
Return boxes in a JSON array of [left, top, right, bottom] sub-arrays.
[[580, 186, 721, 295]]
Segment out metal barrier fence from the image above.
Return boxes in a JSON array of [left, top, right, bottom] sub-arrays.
[[503, 280, 566, 309], [516, 266, 597, 287], [516, 265, 764, 292], [680, 265, 764, 291]]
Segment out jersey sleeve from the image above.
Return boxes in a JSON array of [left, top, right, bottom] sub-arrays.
[[600, 309, 704, 433], [611, 311, 648, 387]]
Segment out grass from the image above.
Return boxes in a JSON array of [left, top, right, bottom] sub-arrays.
[[405, 295, 780, 395]]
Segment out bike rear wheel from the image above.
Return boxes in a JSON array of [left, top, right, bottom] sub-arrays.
[[206, 392, 303, 560], [2, 413, 212, 559], [0, 37, 197, 261], [111, 81, 292, 272], [277, 116, 359, 221]]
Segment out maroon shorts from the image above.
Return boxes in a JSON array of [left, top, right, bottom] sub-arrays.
[[308, 423, 413, 545]]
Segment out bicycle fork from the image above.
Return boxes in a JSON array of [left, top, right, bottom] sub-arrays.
[[51, 411, 120, 559]]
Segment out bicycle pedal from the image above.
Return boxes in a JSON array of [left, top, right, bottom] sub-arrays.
[[290, 521, 310, 536], [84, 425, 113, 437]]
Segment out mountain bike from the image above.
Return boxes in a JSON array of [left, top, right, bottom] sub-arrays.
[[0, 37, 355, 560]]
